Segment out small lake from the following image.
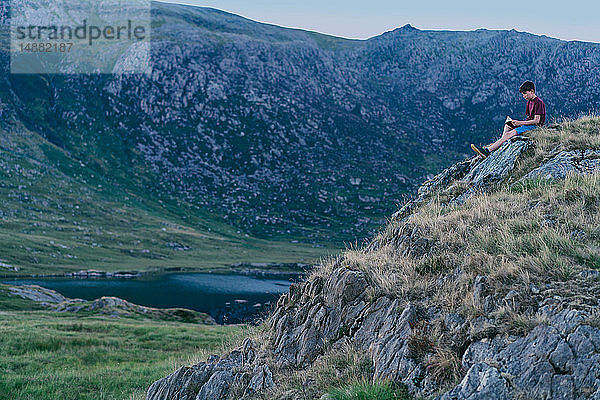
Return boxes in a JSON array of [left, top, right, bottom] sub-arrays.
[[4, 273, 299, 324]]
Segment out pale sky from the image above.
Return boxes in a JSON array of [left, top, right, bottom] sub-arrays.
[[156, 0, 600, 43]]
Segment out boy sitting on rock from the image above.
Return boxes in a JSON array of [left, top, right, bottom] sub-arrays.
[[471, 81, 546, 158]]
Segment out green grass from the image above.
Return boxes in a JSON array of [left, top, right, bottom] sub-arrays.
[[328, 380, 411, 400], [0, 311, 248, 400]]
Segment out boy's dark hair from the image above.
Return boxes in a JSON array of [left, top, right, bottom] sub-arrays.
[[519, 81, 535, 93]]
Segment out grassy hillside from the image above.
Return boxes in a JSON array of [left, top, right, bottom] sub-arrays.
[[0, 286, 251, 400], [319, 117, 600, 386], [251, 116, 600, 399], [0, 122, 337, 276]]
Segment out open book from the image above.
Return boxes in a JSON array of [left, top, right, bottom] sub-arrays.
[[505, 116, 516, 129]]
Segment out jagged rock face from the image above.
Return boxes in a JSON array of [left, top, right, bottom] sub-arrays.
[[523, 149, 600, 181], [270, 267, 370, 369], [267, 268, 600, 399], [147, 338, 273, 400], [443, 304, 600, 400]]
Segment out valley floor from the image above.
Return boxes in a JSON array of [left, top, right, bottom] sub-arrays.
[[0, 301, 249, 400]]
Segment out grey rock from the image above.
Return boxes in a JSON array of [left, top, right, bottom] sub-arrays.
[[8, 285, 67, 303], [147, 364, 215, 400], [418, 160, 474, 199], [195, 371, 234, 400], [453, 139, 531, 204], [391, 159, 475, 221], [438, 363, 510, 400], [270, 267, 369, 369], [567, 325, 598, 356], [445, 313, 465, 332], [323, 267, 367, 307], [549, 340, 574, 373], [550, 309, 589, 336], [245, 364, 274, 396], [462, 338, 506, 370], [465, 139, 531, 187], [0, 261, 19, 271], [579, 270, 600, 280], [521, 150, 600, 181], [457, 314, 600, 400], [551, 375, 575, 400], [392, 138, 531, 223], [146, 339, 272, 400]]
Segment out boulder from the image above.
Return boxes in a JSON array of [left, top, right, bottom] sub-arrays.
[[521, 149, 600, 181], [146, 339, 274, 400], [8, 284, 66, 303]]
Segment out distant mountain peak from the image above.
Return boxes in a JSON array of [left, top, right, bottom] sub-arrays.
[[393, 23, 418, 33], [376, 23, 419, 38]]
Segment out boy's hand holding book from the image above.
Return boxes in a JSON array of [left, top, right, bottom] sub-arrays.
[[505, 116, 521, 128]]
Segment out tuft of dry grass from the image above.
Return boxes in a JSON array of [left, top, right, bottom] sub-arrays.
[[334, 171, 600, 312], [255, 343, 374, 400], [492, 304, 550, 336], [426, 347, 463, 384], [407, 321, 434, 361], [585, 309, 600, 329]]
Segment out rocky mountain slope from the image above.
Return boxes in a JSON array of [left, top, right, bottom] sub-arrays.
[[1, 2, 600, 245], [146, 117, 600, 399]]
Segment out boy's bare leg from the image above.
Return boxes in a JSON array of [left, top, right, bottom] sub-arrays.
[[488, 128, 517, 151]]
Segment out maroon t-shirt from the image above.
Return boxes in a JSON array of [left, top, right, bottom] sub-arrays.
[[526, 96, 546, 126]]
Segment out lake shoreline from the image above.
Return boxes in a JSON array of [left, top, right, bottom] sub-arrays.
[[3, 270, 299, 324], [0, 262, 312, 281]]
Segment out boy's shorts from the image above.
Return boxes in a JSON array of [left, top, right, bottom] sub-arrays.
[[514, 125, 537, 135]]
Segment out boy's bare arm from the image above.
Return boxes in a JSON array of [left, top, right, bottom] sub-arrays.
[[512, 115, 541, 127]]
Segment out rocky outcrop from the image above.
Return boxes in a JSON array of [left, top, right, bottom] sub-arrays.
[[160, 262, 597, 400], [147, 137, 600, 399], [8, 284, 67, 304], [270, 267, 370, 369], [52, 296, 215, 324], [0, 261, 19, 272], [147, 338, 273, 400], [522, 149, 600, 181], [452, 138, 531, 204], [266, 267, 600, 399], [392, 137, 531, 221], [8, 284, 215, 324], [442, 300, 600, 399]]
